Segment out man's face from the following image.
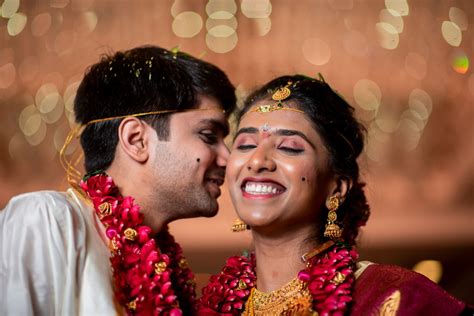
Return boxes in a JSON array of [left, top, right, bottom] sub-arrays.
[[145, 96, 229, 223]]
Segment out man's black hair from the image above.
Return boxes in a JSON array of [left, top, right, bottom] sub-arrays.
[[74, 46, 236, 173]]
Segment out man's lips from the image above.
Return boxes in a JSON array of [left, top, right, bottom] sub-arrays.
[[205, 177, 224, 186], [240, 177, 286, 198]]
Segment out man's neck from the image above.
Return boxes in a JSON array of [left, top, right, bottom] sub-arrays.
[[106, 166, 169, 234]]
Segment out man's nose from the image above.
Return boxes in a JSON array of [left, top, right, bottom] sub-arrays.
[[216, 142, 230, 168]]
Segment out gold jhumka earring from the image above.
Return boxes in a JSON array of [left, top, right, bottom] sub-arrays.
[[323, 195, 343, 240], [231, 218, 249, 232]]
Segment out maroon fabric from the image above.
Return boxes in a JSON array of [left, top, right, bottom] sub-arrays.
[[351, 264, 466, 315]]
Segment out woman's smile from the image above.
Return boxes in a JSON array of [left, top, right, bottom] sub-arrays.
[[241, 177, 286, 199]]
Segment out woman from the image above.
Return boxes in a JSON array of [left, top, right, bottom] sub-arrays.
[[197, 75, 469, 315]]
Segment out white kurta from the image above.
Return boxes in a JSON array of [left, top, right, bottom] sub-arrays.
[[0, 189, 118, 315]]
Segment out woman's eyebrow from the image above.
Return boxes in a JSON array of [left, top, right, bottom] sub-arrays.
[[274, 129, 315, 149], [233, 127, 258, 141], [233, 127, 314, 149]]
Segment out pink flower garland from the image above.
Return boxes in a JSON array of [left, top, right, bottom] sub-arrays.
[[197, 246, 358, 315], [80, 173, 196, 315]]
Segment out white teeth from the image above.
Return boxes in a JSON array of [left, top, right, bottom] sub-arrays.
[[244, 183, 282, 195]]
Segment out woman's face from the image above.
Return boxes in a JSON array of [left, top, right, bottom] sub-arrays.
[[226, 101, 337, 233]]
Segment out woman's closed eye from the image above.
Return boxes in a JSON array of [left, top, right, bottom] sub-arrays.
[[278, 146, 304, 154], [278, 140, 305, 154], [236, 143, 256, 151]]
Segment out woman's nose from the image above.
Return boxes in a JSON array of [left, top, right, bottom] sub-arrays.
[[247, 144, 276, 173]]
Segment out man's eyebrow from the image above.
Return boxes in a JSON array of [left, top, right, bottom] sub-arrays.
[[200, 118, 229, 136], [234, 127, 315, 148]]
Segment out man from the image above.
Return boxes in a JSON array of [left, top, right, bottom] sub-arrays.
[[0, 46, 236, 315]]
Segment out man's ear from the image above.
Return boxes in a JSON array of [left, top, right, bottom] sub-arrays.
[[117, 117, 151, 163]]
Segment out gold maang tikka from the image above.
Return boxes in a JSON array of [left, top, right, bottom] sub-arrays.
[[250, 81, 305, 114]]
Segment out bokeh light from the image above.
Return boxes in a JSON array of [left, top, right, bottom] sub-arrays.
[[1, 0, 20, 18], [413, 260, 443, 283], [302, 38, 331, 66], [50, 0, 69, 9], [0, 63, 16, 89], [81, 11, 98, 33], [241, 0, 272, 19], [353, 79, 382, 111], [172, 11, 203, 38], [375, 22, 399, 50], [441, 21, 462, 47], [19, 104, 41, 136], [385, 0, 409, 17], [206, 32, 238, 53], [451, 52, 469, 74], [206, 0, 237, 19], [7, 12, 27, 36], [379, 9, 404, 33], [31, 13, 52, 37], [409, 88, 432, 121], [171, 0, 189, 18], [252, 17, 271, 36], [449, 7, 468, 31]]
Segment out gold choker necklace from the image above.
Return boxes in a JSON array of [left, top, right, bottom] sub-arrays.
[[243, 277, 315, 316]]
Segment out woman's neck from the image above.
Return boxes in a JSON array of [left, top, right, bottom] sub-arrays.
[[251, 225, 318, 293]]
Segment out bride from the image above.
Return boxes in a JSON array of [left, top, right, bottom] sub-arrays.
[[197, 75, 468, 315]]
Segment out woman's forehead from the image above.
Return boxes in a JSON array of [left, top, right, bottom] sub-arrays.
[[239, 108, 314, 132]]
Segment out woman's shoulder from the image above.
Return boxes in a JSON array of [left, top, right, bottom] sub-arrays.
[[351, 262, 466, 315]]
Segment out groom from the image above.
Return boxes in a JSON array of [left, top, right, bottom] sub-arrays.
[[0, 45, 236, 315]]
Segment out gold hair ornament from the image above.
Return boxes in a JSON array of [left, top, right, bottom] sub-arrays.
[[249, 81, 305, 115]]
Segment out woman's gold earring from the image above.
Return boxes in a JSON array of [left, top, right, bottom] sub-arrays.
[[324, 195, 342, 240], [231, 218, 249, 232]]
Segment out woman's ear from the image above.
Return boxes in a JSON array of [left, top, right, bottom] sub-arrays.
[[329, 176, 353, 201], [117, 117, 150, 163]]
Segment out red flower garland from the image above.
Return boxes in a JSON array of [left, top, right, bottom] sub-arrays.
[[197, 246, 357, 316], [80, 173, 196, 315]]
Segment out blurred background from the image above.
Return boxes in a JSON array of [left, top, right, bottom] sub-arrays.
[[0, 0, 472, 302]]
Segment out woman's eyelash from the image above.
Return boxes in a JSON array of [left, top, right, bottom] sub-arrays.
[[237, 144, 256, 150], [279, 147, 304, 153]]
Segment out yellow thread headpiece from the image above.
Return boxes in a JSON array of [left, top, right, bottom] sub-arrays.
[[60, 108, 224, 187]]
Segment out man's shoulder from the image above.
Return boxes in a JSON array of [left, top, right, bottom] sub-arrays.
[[1, 190, 82, 225]]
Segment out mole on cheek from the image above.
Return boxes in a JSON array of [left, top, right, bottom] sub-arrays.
[[196, 158, 200, 162], [302, 177, 306, 182]]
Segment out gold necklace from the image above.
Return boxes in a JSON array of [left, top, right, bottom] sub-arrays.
[[242, 277, 316, 316], [242, 242, 334, 316]]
